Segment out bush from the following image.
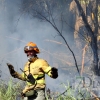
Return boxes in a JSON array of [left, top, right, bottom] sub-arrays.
[[0, 78, 23, 100]]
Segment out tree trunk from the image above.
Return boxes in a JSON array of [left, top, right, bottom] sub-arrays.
[[93, 0, 99, 75], [74, 0, 99, 76]]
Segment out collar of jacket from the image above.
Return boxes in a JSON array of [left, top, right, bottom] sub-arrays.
[[28, 57, 38, 63]]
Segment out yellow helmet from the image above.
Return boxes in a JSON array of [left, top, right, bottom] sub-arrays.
[[24, 42, 40, 54]]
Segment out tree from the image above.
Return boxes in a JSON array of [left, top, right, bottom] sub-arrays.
[[21, 0, 80, 75], [20, 0, 100, 76], [70, 0, 100, 76]]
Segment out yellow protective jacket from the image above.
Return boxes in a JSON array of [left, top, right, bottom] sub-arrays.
[[20, 57, 53, 93]]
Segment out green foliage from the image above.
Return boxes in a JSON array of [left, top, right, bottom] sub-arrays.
[[0, 78, 94, 100], [0, 78, 22, 100], [46, 81, 92, 100]]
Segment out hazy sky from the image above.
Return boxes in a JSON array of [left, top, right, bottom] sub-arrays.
[[0, 0, 99, 97], [0, 0, 81, 93]]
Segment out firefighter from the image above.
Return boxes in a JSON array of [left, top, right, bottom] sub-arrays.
[[7, 42, 58, 100]]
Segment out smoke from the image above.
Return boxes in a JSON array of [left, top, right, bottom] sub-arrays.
[[0, 0, 80, 94]]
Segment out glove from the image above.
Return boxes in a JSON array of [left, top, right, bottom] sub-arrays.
[[51, 67, 58, 79], [7, 63, 16, 78]]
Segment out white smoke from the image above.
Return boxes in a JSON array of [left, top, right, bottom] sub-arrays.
[[0, 0, 78, 94]]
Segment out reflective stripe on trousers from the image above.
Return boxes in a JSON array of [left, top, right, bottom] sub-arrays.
[[23, 89, 46, 100]]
